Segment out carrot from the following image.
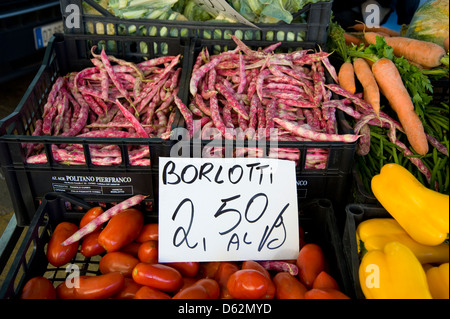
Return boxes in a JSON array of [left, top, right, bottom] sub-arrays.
[[353, 58, 380, 115], [364, 32, 447, 68], [372, 58, 429, 155], [444, 37, 449, 53], [338, 61, 356, 94], [349, 23, 400, 37], [344, 33, 363, 46], [370, 31, 391, 38]]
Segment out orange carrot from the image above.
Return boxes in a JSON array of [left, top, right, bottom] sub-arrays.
[[444, 37, 449, 52], [373, 31, 392, 38], [407, 59, 426, 70], [372, 58, 429, 155], [365, 59, 375, 68], [353, 58, 380, 115], [338, 61, 356, 94], [349, 23, 400, 37], [344, 33, 363, 46], [365, 32, 447, 68]]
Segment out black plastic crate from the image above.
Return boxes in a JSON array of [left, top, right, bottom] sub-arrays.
[[0, 0, 62, 83], [0, 33, 192, 226], [0, 192, 158, 299], [174, 38, 357, 212], [0, 194, 353, 299], [430, 77, 449, 105], [59, 0, 333, 46], [350, 167, 380, 206], [342, 203, 393, 299]]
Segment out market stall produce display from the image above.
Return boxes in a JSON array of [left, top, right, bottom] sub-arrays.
[[0, 0, 449, 302]]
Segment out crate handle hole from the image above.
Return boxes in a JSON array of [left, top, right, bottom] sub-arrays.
[[347, 204, 365, 216]]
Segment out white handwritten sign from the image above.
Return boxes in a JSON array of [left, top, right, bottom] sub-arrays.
[[158, 157, 299, 262], [192, 0, 259, 28]]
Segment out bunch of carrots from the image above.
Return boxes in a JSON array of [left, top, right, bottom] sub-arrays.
[[328, 22, 449, 194]]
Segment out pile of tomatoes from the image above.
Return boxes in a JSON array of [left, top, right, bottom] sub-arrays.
[[19, 207, 350, 299]]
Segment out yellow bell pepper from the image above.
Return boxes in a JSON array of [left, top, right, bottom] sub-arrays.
[[371, 163, 449, 246], [359, 241, 432, 299], [356, 218, 449, 264], [426, 263, 449, 299]]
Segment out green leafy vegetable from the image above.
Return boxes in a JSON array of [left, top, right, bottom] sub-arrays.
[[327, 19, 350, 61], [406, 0, 449, 47], [260, 0, 300, 24], [108, 0, 180, 19], [229, 0, 329, 24], [95, 0, 331, 27], [183, 0, 214, 21]]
